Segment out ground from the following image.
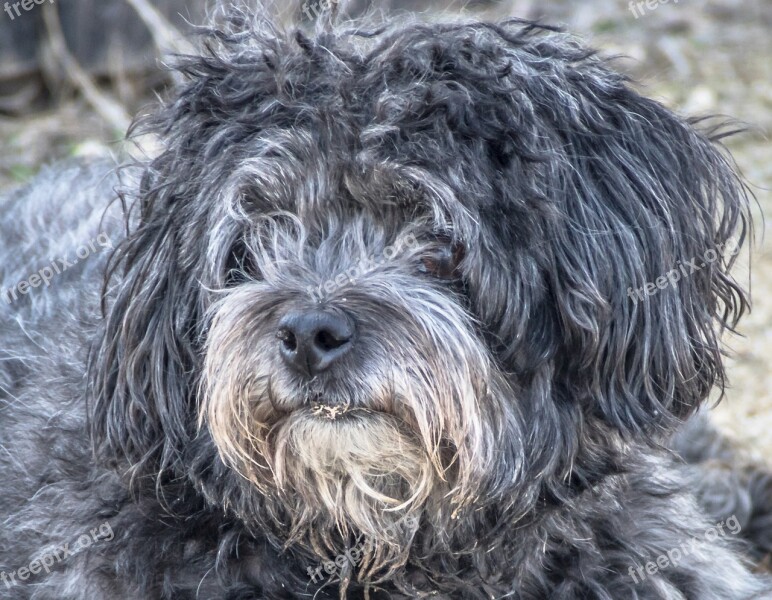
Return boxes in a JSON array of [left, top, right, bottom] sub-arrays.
[[0, 0, 769, 457]]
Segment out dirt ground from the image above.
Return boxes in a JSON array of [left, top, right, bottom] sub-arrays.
[[0, 0, 769, 456]]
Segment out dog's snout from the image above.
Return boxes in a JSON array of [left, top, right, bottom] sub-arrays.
[[277, 309, 354, 376]]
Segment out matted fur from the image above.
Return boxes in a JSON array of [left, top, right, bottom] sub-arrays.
[[1, 5, 771, 600]]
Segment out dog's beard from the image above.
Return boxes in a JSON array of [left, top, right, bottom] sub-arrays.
[[199, 267, 509, 581], [272, 409, 430, 577]]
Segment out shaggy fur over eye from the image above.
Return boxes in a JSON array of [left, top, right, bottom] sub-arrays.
[[0, 5, 770, 600]]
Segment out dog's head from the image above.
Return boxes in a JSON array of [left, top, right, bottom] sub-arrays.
[[89, 12, 749, 581]]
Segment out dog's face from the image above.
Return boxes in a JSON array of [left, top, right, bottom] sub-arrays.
[[200, 204, 502, 568], [90, 15, 749, 577]]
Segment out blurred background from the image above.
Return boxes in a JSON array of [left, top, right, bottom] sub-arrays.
[[0, 0, 769, 456]]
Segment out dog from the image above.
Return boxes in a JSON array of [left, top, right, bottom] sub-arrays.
[[1, 7, 771, 599]]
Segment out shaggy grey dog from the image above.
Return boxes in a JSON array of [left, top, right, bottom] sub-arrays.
[[1, 9, 771, 600]]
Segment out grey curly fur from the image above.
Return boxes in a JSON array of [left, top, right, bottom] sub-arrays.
[[1, 6, 771, 599]]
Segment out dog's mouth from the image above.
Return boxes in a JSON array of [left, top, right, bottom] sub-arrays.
[[308, 401, 375, 421]]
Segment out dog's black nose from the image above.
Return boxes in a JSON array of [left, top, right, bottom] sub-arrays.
[[277, 309, 354, 376]]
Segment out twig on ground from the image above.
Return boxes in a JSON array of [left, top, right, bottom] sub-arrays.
[[42, 4, 132, 133], [124, 0, 195, 56]]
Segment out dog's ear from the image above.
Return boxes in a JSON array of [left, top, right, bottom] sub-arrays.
[[87, 19, 292, 482], [517, 86, 750, 436], [88, 170, 205, 481], [458, 32, 751, 438]]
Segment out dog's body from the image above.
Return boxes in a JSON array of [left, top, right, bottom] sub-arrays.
[[1, 11, 771, 600]]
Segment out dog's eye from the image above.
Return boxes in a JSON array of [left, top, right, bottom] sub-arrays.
[[225, 241, 261, 286], [419, 242, 464, 279]]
